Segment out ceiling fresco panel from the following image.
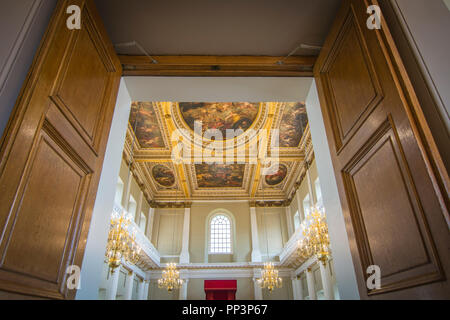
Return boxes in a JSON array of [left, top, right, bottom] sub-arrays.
[[279, 102, 308, 148], [265, 164, 288, 186], [129, 102, 165, 148], [179, 102, 259, 139], [152, 164, 176, 188], [195, 163, 246, 188]]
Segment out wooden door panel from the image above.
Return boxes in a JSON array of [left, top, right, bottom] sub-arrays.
[[0, 0, 121, 299], [342, 118, 442, 295], [323, 12, 383, 151], [52, 7, 115, 152], [1, 124, 91, 283], [315, 0, 450, 299]]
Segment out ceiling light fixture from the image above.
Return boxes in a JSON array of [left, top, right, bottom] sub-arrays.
[[114, 40, 159, 64], [276, 43, 323, 65], [297, 205, 331, 264]]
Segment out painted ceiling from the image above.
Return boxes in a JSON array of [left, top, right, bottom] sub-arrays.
[[129, 102, 165, 148], [124, 101, 313, 203], [195, 164, 246, 189], [179, 102, 259, 139], [279, 102, 308, 147]]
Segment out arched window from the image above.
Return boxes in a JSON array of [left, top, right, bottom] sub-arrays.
[[209, 214, 232, 254]]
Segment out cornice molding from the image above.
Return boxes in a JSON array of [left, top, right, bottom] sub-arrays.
[[119, 55, 317, 77], [150, 201, 192, 209]]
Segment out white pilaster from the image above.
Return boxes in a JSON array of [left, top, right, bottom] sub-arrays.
[[135, 191, 144, 225], [123, 271, 134, 300], [291, 277, 303, 300], [146, 207, 155, 241], [180, 207, 191, 264], [285, 206, 294, 238], [306, 167, 316, 205], [296, 189, 304, 222], [253, 278, 263, 300], [297, 277, 304, 300], [306, 267, 317, 300], [319, 260, 335, 300], [179, 279, 189, 300], [106, 268, 121, 300], [122, 170, 132, 211], [291, 277, 298, 300], [137, 278, 146, 300], [250, 206, 262, 262], [143, 281, 150, 300]]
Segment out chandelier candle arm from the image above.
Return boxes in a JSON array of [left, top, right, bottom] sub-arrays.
[[158, 263, 184, 292], [297, 205, 331, 263], [257, 262, 283, 293], [105, 209, 142, 273]]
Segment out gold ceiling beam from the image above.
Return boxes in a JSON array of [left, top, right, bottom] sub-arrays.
[[250, 102, 279, 197], [119, 55, 317, 77], [160, 102, 190, 198]]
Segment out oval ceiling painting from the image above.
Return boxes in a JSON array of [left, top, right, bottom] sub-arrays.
[[179, 102, 259, 140], [265, 164, 288, 186], [152, 165, 176, 187]]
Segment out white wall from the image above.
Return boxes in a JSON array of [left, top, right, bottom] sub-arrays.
[[153, 209, 184, 257], [76, 79, 132, 299], [305, 81, 360, 300], [392, 0, 450, 131], [444, 0, 450, 10], [124, 77, 313, 102], [0, 0, 57, 138], [257, 207, 288, 259]]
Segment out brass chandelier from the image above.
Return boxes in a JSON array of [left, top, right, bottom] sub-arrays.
[[297, 205, 331, 263], [257, 262, 283, 293], [158, 263, 184, 292], [105, 209, 141, 273]]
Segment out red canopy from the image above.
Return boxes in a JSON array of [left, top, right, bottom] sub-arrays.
[[204, 280, 237, 300]]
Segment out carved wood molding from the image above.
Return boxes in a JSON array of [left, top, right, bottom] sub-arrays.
[[119, 55, 317, 77]]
